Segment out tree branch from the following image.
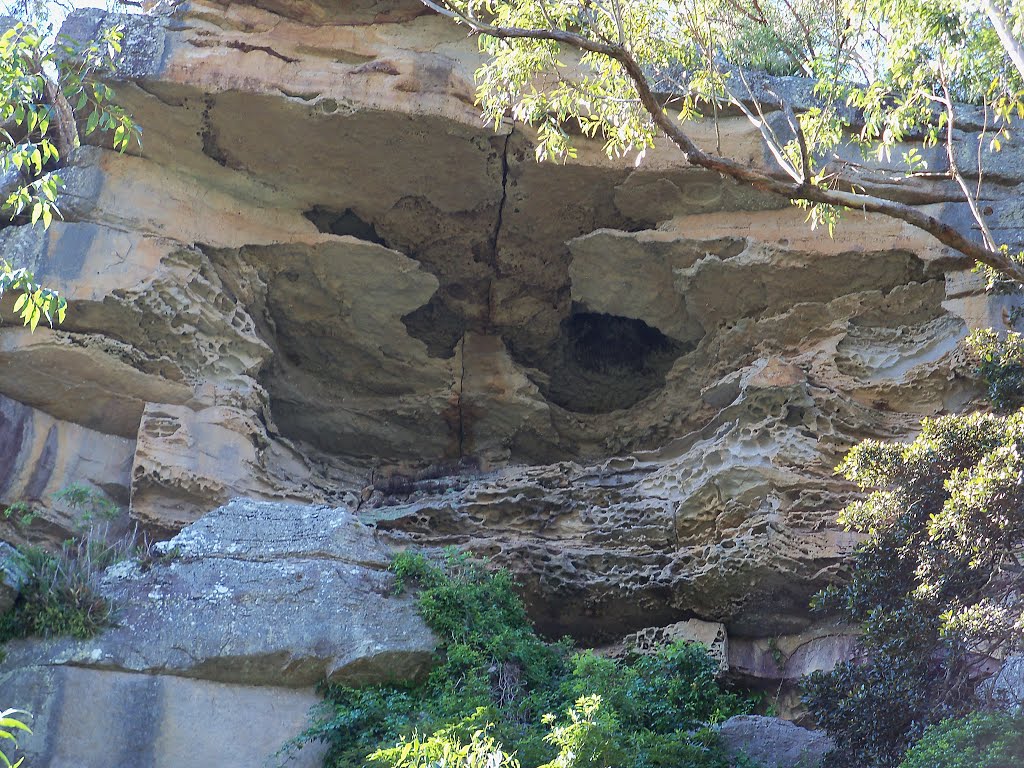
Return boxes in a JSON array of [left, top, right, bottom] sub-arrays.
[[780, 95, 811, 183], [940, 69, 998, 252], [981, 0, 1024, 82], [419, 1, 1024, 284]]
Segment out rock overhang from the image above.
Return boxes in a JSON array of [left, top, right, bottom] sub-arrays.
[[0, 0, 1009, 638]]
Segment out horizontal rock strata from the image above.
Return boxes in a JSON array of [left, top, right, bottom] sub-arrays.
[[0, 499, 436, 686], [0, 1, 1023, 741]]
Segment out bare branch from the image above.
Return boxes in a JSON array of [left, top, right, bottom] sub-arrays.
[[939, 68, 998, 252], [730, 66, 802, 181], [779, 95, 811, 183], [608, 0, 626, 47], [777, 0, 817, 60]]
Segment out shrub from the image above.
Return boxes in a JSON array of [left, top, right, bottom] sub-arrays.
[[803, 409, 1024, 766], [540, 696, 622, 768], [53, 483, 123, 530], [2, 502, 37, 529], [368, 709, 520, 768], [0, 707, 30, 768], [968, 329, 1024, 412], [899, 713, 1024, 768], [299, 551, 755, 768], [0, 523, 140, 642]]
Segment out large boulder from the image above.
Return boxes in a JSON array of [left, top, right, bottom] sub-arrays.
[[0, 498, 436, 686], [718, 715, 833, 768]]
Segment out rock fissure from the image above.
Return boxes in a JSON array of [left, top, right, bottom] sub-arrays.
[[457, 333, 467, 458], [492, 128, 512, 270], [223, 39, 299, 63]]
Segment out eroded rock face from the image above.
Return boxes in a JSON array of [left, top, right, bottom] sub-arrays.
[[619, 619, 730, 673], [364, 358, 885, 637], [0, 0, 1021, 690], [719, 715, 834, 768], [0, 499, 436, 686]]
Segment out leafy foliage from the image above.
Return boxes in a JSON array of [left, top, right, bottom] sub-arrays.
[[0, 18, 140, 329], [0, 708, 29, 768], [0, 485, 137, 642], [539, 696, 621, 768], [368, 709, 521, 768], [898, 712, 1024, 768], [299, 551, 755, 768], [449, 0, 1024, 170], [422, 0, 1024, 280], [52, 482, 122, 529], [4, 482, 123, 533], [803, 409, 1024, 766], [968, 328, 1024, 411], [0, 260, 64, 329]]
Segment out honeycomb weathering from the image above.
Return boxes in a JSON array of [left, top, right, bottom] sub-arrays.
[[1, 3, 1022, 723]]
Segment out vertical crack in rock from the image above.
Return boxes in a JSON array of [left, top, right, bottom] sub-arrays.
[[457, 333, 467, 458], [200, 96, 229, 167], [445, 129, 511, 456], [486, 128, 512, 329], [492, 129, 512, 258]]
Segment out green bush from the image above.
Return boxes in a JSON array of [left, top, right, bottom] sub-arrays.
[[969, 329, 1024, 412], [803, 408, 1024, 766], [540, 695, 622, 768], [368, 709, 520, 768], [299, 551, 755, 768], [899, 713, 1024, 768], [0, 523, 138, 642], [800, 331, 1024, 766]]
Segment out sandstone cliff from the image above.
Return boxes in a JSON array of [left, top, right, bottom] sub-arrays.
[[1, 1, 1022, 764]]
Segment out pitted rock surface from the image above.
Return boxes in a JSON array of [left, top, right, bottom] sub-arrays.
[[0, 0, 1022, 681]]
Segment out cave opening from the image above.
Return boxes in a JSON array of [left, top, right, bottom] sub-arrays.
[[304, 206, 388, 246], [540, 307, 692, 414]]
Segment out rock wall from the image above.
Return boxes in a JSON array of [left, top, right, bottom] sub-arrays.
[[2, 1, 1024, 764], [0, 498, 435, 765]]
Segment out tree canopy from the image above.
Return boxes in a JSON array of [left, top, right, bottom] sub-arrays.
[[0, 17, 139, 329], [803, 389, 1024, 765], [421, 0, 1024, 282]]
